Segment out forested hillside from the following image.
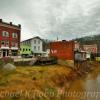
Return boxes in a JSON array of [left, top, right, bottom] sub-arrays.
[[74, 34, 100, 52]]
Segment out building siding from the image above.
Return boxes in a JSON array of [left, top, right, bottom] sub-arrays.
[[31, 38, 43, 53], [0, 19, 21, 57], [50, 41, 75, 60], [20, 45, 32, 55], [21, 36, 47, 57]]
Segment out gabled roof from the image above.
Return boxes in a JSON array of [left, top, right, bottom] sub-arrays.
[[32, 36, 43, 41], [21, 36, 44, 43]]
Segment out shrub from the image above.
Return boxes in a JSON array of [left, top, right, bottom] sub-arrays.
[[0, 57, 14, 65]]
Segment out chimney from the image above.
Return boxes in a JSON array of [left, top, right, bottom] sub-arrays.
[[62, 40, 66, 42], [0, 19, 2, 22], [18, 24, 21, 28], [10, 22, 12, 25]]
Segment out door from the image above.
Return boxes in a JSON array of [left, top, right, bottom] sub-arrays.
[[3, 50, 6, 57], [2, 50, 9, 57]]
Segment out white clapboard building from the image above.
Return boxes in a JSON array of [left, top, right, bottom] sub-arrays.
[[21, 36, 50, 57]]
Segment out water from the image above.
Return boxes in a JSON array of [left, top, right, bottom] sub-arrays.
[[66, 65, 100, 100]]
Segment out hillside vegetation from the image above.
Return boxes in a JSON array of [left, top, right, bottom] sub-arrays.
[[75, 34, 100, 52]]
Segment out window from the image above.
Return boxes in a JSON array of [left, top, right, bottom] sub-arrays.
[[1, 41, 5, 45], [2, 31, 9, 37], [23, 48, 25, 51], [27, 41, 30, 45], [25, 42, 27, 45], [26, 41, 28, 45], [34, 40, 36, 44], [1, 40, 9, 46], [12, 33, 17, 38], [34, 46, 36, 50], [12, 50, 17, 56]]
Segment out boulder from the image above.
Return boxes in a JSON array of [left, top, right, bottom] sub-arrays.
[[2, 63, 16, 72]]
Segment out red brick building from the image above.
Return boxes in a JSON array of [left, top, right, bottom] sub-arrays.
[[50, 40, 75, 60], [0, 19, 21, 57]]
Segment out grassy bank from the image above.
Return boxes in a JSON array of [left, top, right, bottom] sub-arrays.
[[0, 61, 99, 100], [0, 65, 72, 100]]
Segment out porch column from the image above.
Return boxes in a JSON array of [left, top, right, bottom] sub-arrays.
[[9, 49, 12, 57], [18, 49, 21, 56]]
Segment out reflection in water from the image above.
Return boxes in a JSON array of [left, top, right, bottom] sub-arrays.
[[66, 66, 100, 100]]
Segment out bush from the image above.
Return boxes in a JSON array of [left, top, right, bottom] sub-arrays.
[[0, 57, 14, 65]]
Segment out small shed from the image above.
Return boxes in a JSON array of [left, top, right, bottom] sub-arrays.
[[74, 51, 86, 61]]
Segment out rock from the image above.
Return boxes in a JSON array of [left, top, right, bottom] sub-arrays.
[[2, 63, 16, 72]]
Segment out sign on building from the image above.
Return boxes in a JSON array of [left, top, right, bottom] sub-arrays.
[[83, 44, 97, 53], [50, 41, 75, 60]]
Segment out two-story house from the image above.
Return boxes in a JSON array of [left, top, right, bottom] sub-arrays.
[[0, 19, 21, 57], [21, 36, 49, 57]]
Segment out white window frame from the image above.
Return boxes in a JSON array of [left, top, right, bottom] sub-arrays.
[[34, 46, 36, 50], [12, 33, 17, 38], [2, 31, 9, 37], [34, 40, 36, 44], [1, 40, 9, 47]]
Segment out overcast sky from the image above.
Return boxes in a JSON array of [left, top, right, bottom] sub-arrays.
[[0, 0, 100, 41]]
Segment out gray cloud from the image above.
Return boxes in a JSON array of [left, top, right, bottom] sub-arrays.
[[0, 0, 100, 41]]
